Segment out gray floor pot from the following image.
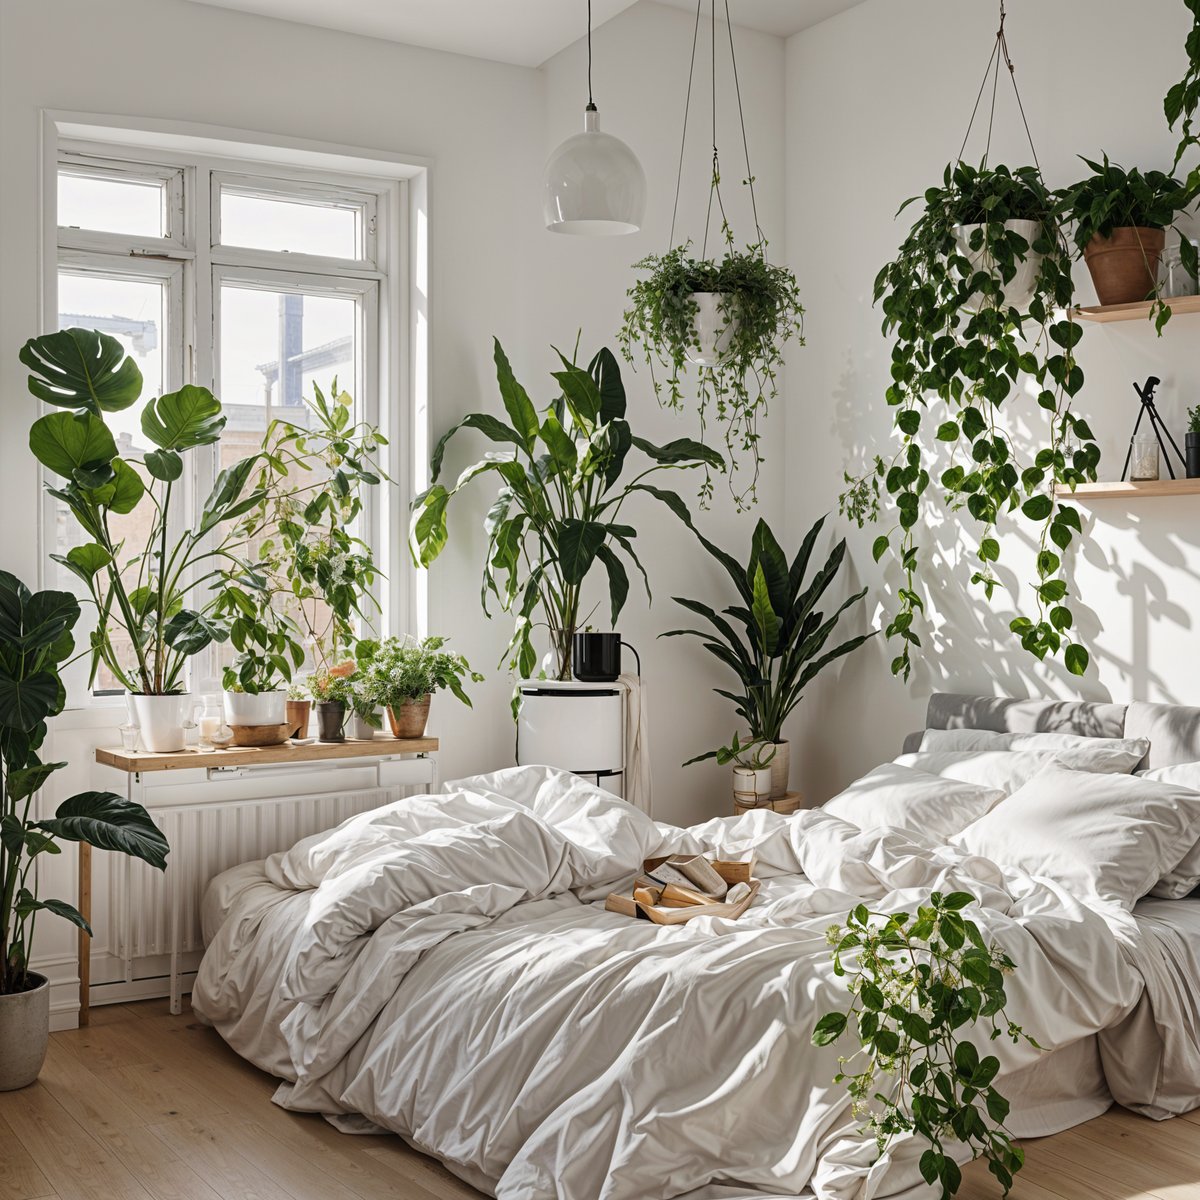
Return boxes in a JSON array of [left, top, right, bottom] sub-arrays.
[[0, 973, 50, 1090]]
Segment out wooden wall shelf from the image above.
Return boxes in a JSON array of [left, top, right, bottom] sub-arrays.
[[1072, 294, 1200, 323], [1055, 478, 1200, 500]]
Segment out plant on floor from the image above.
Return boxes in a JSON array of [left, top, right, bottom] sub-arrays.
[[1058, 156, 1198, 329], [218, 379, 388, 688], [1166, 0, 1200, 192], [838, 159, 1098, 681], [410, 339, 722, 693], [0, 570, 169, 997], [22, 328, 267, 695], [812, 892, 1038, 1200], [664, 513, 874, 765], [619, 236, 805, 509]]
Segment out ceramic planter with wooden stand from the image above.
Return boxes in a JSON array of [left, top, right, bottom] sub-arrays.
[[0, 974, 49, 1091]]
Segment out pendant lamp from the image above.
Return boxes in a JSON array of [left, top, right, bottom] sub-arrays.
[[543, 0, 646, 235]]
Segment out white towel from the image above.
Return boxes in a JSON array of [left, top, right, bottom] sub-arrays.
[[619, 673, 652, 817]]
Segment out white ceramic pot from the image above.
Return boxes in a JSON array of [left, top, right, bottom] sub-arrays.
[[223, 689, 287, 727], [0, 973, 49, 1090], [685, 292, 739, 367], [130, 693, 191, 753], [346, 712, 377, 740], [732, 765, 773, 806], [954, 219, 1044, 313]]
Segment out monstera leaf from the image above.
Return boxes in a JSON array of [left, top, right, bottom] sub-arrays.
[[0, 665, 60, 731], [35, 791, 169, 870], [29, 410, 118, 480], [141, 385, 225, 450], [20, 328, 143, 414]]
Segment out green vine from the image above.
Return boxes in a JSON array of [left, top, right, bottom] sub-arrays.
[[812, 892, 1039, 1200], [1166, 0, 1200, 190], [840, 162, 1097, 681]]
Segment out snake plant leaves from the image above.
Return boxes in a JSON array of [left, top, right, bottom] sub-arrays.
[[35, 791, 169, 870], [141, 384, 225, 450], [20, 328, 143, 414], [750, 564, 780, 656], [29, 410, 117, 480]]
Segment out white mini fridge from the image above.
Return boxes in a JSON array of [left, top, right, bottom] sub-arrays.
[[516, 678, 626, 796]]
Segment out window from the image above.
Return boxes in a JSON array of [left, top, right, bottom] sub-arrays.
[[51, 140, 402, 701]]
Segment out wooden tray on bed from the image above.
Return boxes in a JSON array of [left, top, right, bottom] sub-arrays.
[[604, 854, 760, 924]]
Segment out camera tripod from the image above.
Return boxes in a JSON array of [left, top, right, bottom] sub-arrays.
[[1120, 376, 1186, 481]]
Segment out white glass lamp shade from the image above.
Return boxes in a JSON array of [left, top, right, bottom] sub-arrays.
[[543, 106, 646, 235]]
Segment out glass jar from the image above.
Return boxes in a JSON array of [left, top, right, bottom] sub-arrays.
[[1131, 437, 1160, 481], [194, 694, 229, 750], [1161, 241, 1199, 299]]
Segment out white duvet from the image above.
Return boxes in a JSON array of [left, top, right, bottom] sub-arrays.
[[192, 766, 1200, 1200]]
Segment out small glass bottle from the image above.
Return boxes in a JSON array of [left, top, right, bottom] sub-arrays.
[[195, 694, 226, 750]]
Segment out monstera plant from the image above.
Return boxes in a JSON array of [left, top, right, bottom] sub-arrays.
[[411, 339, 722, 688], [22, 328, 266, 697]]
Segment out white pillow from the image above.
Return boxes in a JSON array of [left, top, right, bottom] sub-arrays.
[[1138, 761, 1200, 898], [951, 762, 1200, 909], [823, 763, 1005, 841], [895, 745, 1146, 795], [920, 728, 1149, 760]]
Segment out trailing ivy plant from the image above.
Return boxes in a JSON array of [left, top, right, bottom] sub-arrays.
[[1165, 0, 1200, 192], [839, 162, 1099, 681], [619, 226, 804, 510], [812, 892, 1040, 1200]]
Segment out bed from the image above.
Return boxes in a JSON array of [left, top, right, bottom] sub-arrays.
[[192, 694, 1200, 1200]]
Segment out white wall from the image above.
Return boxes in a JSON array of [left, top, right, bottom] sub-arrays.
[[0, 0, 790, 1017], [784, 0, 1200, 802]]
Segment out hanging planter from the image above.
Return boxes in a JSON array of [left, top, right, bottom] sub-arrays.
[[618, 1, 803, 511], [838, 4, 1099, 681]]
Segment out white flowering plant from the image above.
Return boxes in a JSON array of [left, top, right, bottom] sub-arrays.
[[360, 636, 483, 711], [812, 892, 1038, 1200]]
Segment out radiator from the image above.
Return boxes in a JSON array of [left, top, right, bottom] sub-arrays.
[[111, 784, 410, 959]]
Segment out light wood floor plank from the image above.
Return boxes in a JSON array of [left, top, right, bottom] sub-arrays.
[[0, 1112, 57, 1200]]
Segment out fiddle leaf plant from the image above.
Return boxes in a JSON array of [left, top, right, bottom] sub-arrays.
[[813, 892, 1039, 1200], [0, 571, 169, 995], [411, 339, 723, 694], [839, 162, 1097, 682]]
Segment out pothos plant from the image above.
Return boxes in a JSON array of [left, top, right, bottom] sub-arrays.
[[619, 225, 805, 510], [839, 161, 1099, 681], [812, 892, 1039, 1200], [1165, 0, 1200, 192]]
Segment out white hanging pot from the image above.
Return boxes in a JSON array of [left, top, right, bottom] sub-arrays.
[[222, 689, 286, 727], [954, 219, 1044, 313], [685, 292, 739, 367], [130, 693, 191, 753]]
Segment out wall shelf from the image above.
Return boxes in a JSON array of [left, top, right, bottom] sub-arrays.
[[1055, 478, 1200, 500], [1072, 294, 1200, 323]]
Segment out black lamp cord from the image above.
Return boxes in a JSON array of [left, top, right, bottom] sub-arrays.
[[587, 0, 595, 110]]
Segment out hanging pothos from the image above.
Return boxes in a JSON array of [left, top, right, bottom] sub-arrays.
[[1166, 0, 1200, 190], [840, 160, 1099, 681]]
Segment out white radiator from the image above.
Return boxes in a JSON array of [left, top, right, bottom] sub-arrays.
[[111, 785, 409, 959]]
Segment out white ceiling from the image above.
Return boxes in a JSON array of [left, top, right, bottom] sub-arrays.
[[184, 0, 868, 68]]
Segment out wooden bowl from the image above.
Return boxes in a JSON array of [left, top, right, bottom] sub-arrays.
[[230, 723, 291, 747]]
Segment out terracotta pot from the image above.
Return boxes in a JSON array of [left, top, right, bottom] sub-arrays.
[[768, 739, 790, 799], [0, 973, 49, 1090], [315, 700, 346, 743], [286, 699, 311, 738], [387, 694, 432, 739], [1083, 227, 1165, 306]]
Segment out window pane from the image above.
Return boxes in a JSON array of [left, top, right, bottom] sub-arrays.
[[58, 171, 166, 238], [56, 272, 167, 693], [218, 282, 362, 676], [220, 190, 360, 258]]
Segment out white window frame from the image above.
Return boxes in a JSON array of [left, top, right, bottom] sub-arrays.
[[41, 115, 427, 713]]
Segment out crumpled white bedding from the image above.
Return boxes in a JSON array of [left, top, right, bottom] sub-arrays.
[[193, 766, 1200, 1200]]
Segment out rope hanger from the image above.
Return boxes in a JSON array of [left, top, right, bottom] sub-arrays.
[[668, 0, 764, 257], [956, 0, 1043, 174]]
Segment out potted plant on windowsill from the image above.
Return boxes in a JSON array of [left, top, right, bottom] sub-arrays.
[[1060, 156, 1198, 318], [0, 570, 169, 1090], [361, 635, 482, 739], [308, 661, 356, 743], [410, 339, 721, 698], [21, 329, 269, 752], [665, 514, 874, 799], [619, 241, 804, 509], [285, 681, 311, 739]]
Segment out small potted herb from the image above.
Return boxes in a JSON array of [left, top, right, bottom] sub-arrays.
[[1060, 156, 1198, 310], [711, 733, 776, 804], [619, 240, 804, 508], [308, 661, 357, 742], [362, 636, 483, 739], [1188, 405, 1200, 479]]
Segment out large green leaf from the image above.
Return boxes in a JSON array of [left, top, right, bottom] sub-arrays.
[[539, 413, 578, 474], [162, 609, 227, 656], [51, 543, 112, 586], [0, 665, 60, 731], [92, 458, 145, 515], [20, 328, 143, 414], [410, 485, 451, 566], [602, 418, 632, 490], [0, 582, 79, 655], [750, 519, 791, 623], [750, 563, 780, 656], [14, 889, 92, 936], [143, 448, 183, 482], [36, 791, 169, 870], [552, 354, 601, 429], [555, 519, 607, 586], [493, 339, 539, 448], [588, 347, 627, 423], [141, 385, 225, 450], [631, 435, 726, 471], [29, 410, 117, 479], [197, 456, 263, 535], [595, 543, 629, 625], [7, 761, 66, 801]]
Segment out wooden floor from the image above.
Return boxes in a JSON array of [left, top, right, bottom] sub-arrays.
[[2, 998, 1198, 1200]]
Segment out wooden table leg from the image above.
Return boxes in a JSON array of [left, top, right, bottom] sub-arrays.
[[78, 842, 91, 1027]]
